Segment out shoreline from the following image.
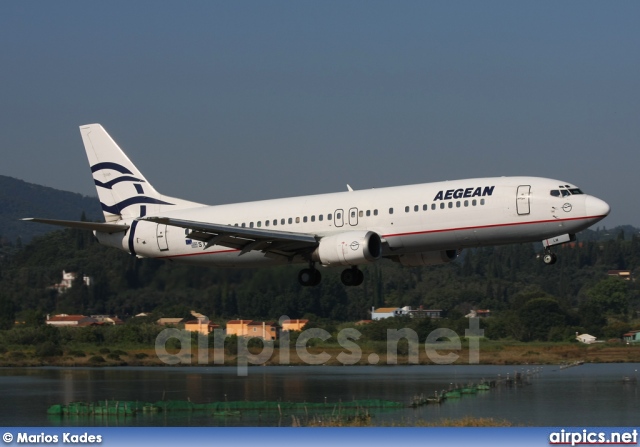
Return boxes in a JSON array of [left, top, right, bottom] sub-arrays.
[[2, 341, 640, 367]]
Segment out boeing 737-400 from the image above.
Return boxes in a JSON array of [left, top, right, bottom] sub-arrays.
[[24, 124, 611, 287]]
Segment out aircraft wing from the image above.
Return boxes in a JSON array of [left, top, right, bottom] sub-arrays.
[[22, 218, 130, 233], [142, 216, 319, 256]]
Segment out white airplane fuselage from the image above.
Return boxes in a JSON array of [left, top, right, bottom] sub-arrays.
[[25, 124, 610, 287], [96, 176, 609, 268]]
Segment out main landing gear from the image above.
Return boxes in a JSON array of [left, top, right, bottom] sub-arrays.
[[340, 266, 364, 287], [298, 264, 364, 287], [298, 265, 322, 287]]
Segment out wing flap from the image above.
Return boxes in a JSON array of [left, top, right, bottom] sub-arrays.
[[22, 218, 129, 233], [142, 216, 319, 255]]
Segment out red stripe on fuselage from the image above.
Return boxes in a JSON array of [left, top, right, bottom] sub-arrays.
[[381, 214, 606, 239], [154, 214, 606, 260]]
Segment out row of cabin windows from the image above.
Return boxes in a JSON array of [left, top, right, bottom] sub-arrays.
[[235, 210, 380, 228], [233, 199, 486, 228], [390, 198, 486, 214]]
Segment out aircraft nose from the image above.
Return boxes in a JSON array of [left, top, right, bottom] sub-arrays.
[[585, 196, 610, 217]]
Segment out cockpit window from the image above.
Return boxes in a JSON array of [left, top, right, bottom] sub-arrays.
[[551, 188, 583, 197]]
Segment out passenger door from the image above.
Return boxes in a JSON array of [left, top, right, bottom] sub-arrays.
[[516, 185, 531, 215]]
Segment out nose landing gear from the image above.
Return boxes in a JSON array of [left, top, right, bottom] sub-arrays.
[[542, 250, 557, 265]]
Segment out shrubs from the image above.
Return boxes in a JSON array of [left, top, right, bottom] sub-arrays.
[[35, 341, 63, 357], [88, 355, 105, 364]]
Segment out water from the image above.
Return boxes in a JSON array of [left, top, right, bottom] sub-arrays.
[[1, 364, 638, 426]]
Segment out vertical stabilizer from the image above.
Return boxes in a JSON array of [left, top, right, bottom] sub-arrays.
[[80, 124, 203, 222]]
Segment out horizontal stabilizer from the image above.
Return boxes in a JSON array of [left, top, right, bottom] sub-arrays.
[[22, 218, 130, 233]]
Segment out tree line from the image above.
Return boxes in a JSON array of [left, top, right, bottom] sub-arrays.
[[0, 225, 639, 343]]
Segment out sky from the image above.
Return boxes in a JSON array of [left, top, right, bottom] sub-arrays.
[[1, 1, 638, 227]]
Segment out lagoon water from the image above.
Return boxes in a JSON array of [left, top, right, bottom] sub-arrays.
[[1, 364, 639, 427]]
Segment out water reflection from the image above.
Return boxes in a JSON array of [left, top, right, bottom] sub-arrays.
[[1, 364, 639, 427]]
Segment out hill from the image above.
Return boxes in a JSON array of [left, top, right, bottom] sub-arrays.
[[0, 175, 102, 244]]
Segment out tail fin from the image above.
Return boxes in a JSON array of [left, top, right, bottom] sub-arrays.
[[80, 124, 203, 222]]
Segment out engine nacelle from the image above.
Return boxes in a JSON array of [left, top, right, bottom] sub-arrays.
[[395, 250, 458, 267], [313, 231, 382, 266]]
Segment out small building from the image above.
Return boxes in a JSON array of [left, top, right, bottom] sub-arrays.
[[51, 270, 92, 294], [281, 319, 309, 332], [46, 314, 98, 327], [91, 315, 124, 325], [576, 333, 598, 344], [226, 320, 278, 340], [608, 270, 633, 281], [371, 307, 403, 320], [623, 330, 640, 343], [157, 318, 184, 326], [183, 311, 219, 335], [371, 306, 442, 320]]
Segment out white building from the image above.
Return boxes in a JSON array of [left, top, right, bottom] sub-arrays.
[[576, 333, 598, 344]]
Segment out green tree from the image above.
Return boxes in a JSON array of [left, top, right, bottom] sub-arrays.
[[0, 293, 15, 330], [587, 277, 629, 315], [517, 298, 568, 342]]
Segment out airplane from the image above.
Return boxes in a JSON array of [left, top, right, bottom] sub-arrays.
[[24, 124, 611, 287]]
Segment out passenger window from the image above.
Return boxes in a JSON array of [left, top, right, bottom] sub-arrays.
[[359, 210, 363, 217], [265, 220, 269, 227], [257, 221, 261, 227], [374, 209, 378, 216], [456, 201, 460, 208], [405, 206, 410, 213], [366, 210, 371, 217], [288, 218, 293, 224], [448, 202, 453, 208], [242, 223, 246, 227], [328, 214, 332, 220], [296, 217, 300, 223], [311, 215, 315, 222], [464, 200, 468, 207], [440, 203, 445, 209], [431, 204, 436, 210], [303, 216, 307, 223], [250, 222, 254, 228], [423, 204, 427, 211], [480, 199, 485, 205], [472, 199, 477, 206], [319, 215, 324, 222], [389, 208, 394, 214], [273, 219, 277, 226], [281, 219, 285, 225], [414, 205, 419, 212]]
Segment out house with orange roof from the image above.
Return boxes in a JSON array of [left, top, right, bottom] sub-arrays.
[[281, 319, 309, 332], [226, 320, 278, 341]]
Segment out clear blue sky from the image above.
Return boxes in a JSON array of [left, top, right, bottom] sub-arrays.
[[1, 1, 638, 227]]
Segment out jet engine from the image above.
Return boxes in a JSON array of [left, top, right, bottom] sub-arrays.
[[313, 231, 382, 266]]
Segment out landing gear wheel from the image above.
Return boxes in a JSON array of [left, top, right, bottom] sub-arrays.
[[298, 268, 321, 286], [542, 253, 557, 265], [341, 267, 364, 286]]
